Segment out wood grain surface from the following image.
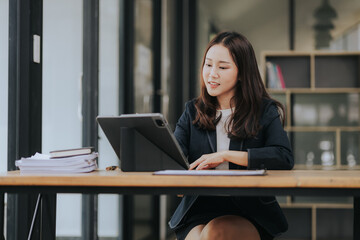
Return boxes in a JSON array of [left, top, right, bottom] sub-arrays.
[[1, 170, 360, 189]]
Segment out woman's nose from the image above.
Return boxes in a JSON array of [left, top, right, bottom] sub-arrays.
[[209, 67, 219, 78]]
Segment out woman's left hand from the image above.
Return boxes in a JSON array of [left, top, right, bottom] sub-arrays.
[[189, 151, 227, 170]]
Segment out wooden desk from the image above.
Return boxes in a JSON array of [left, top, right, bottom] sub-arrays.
[[1, 170, 360, 239]]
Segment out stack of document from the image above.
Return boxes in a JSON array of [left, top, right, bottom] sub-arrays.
[[15, 152, 98, 173]]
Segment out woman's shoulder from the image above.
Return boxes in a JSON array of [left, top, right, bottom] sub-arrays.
[[184, 98, 198, 114], [260, 98, 280, 123], [261, 98, 276, 110]]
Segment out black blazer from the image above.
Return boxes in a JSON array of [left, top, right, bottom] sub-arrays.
[[169, 99, 294, 237]]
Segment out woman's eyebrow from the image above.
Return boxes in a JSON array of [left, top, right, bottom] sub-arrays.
[[205, 58, 231, 64]]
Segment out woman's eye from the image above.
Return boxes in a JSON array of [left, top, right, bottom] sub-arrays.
[[219, 67, 227, 70], [205, 64, 212, 67]]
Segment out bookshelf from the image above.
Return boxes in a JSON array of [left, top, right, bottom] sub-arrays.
[[262, 51, 360, 240]]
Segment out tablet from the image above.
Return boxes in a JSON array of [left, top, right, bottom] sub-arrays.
[[97, 113, 190, 171]]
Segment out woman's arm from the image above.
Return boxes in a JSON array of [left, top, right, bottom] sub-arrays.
[[190, 103, 294, 171], [189, 150, 248, 170], [247, 114, 294, 170], [246, 103, 293, 170]]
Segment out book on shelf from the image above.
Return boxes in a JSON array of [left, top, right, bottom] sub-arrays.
[[49, 146, 94, 158], [275, 64, 286, 89], [266, 61, 286, 89]]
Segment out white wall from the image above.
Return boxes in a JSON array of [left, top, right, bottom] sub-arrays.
[[331, 23, 360, 51], [197, 0, 360, 59], [196, 0, 289, 78], [0, 0, 9, 172]]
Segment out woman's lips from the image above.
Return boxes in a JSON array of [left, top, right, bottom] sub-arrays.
[[208, 81, 220, 88]]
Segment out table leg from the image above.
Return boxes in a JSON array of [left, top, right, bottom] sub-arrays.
[[27, 193, 57, 240], [354, 197, 359, 240], [27, 194, 42, 240], [0, 193, 4, 240]]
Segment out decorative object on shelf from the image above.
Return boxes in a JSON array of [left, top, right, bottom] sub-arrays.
[[346, 135, 357, 167], [319, 140, 335, 167], [313, 0, 337, 49], [306, 151, 315, 167], [348, 93, 359, 124]]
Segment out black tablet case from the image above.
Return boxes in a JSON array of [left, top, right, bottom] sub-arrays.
[[97, 114, 189, 171]]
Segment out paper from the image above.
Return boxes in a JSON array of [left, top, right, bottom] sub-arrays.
[[15, 152, 98, 173], [153, 169, 266, 176], [18, 164, 97, 174]]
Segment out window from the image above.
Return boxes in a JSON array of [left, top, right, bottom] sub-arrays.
[[0, 0, 9, 172], [98, 0, 121, 237], [43, 0, 83, 236]]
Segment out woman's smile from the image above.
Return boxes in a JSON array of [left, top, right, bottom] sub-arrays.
[[208, 80, 220, 88]]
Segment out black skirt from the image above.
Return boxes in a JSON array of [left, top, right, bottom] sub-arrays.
[[173, 196, 273, 240]]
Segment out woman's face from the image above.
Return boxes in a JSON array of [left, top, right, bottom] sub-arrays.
[[202, 44, 238, 108]]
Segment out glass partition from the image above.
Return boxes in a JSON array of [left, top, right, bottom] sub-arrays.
[[134, 0, 154, 113], [133, 1, 156, 238], [98, 0, 121, 238], [42, 0, 83, 236]]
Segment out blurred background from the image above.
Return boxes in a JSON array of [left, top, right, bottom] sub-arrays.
[[1, 0, 360, 239]]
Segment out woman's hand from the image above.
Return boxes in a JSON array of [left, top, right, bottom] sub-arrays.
[[189, 151, 227, 170], [189, 150, 249, 170]]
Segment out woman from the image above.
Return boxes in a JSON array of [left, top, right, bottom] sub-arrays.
[[169, 31, 294, 240]]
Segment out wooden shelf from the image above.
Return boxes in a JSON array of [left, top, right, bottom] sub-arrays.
[[293, 164, 360, 170], [268, 88, 360, 94], [263, 51, 360, 89], [262, 50, 360, 56], [285, 126, 360, 132], [280, 202, 353, 209], [262, 51, 360, 240]]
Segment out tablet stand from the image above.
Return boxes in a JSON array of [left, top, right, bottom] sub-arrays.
[[120, 127, 184, 171]]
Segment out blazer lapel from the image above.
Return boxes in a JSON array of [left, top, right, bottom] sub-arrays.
[[206, 130, 217, 153]]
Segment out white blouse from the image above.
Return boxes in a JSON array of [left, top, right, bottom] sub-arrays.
[[215, 108, 233, 170]]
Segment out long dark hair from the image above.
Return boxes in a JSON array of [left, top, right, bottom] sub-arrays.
[[193, 31, 284, 139]]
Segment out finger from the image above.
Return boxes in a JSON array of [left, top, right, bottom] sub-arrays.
[[189, 161, 199, 170], [197, 158, 222, 170], [196, 160, 210, 170], [189, 156, 205, 170], [197, 164, 209, 170], [189, 164, 196, 170]]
